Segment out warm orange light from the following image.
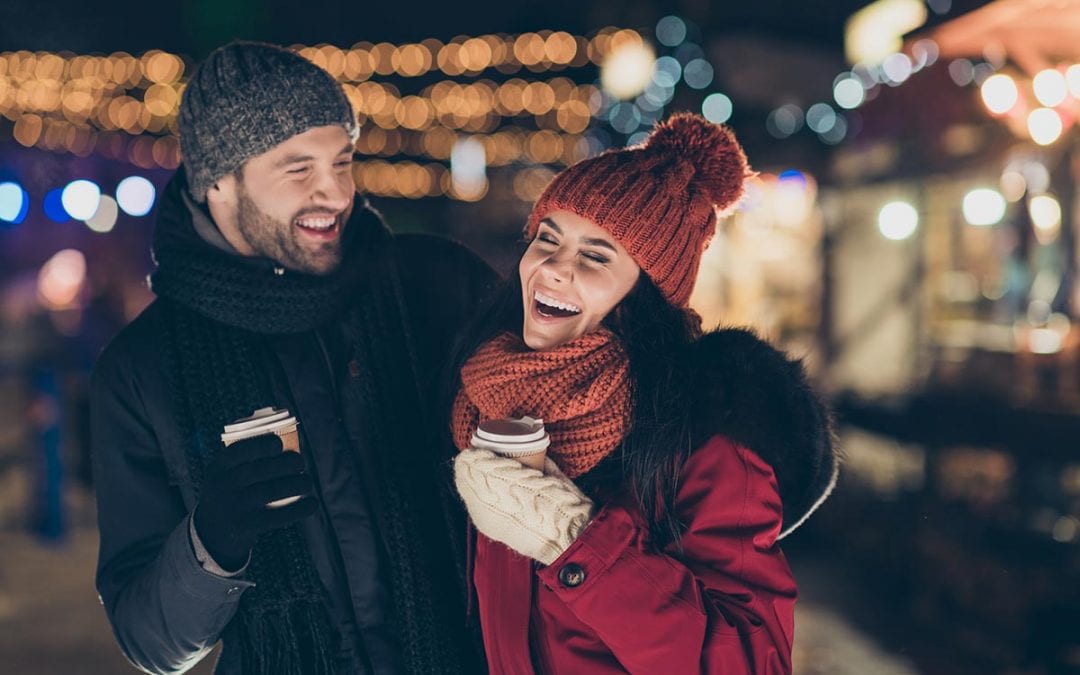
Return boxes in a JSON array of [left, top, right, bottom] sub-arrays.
[[522, 82, 555, 115], [373, 43, 396, 76], [13, 113, 42, 146], [393, 44, 432, 77], [515, 33, 547, 66], [0, 34, 618, 165], [38, 249, 87, 310], [438, 42, 465, 76]]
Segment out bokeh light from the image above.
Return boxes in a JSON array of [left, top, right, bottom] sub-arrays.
[[37, 248, 87, 310], [682, 59, 713, 89], [43, 187, 70, 222], [962, 188, 1006, 226], [85, 194, 119, 233], [1028, 194, 1061, 235], [1032, 69, 1067, 107], [655, 16, 687, 47], [1023, 162, 1051, 193], [450, 136, 487, 201], [1000, 170, 1026, 202], [845, 0, 927, 64], [600, 39, 655, 100], [910, 39, 939, 68], [701, 93, 733, 124], [881, 53, 913, 84], [980, 74, 1018, 114], [608, 102, 642, 134], [766, 105, 804, 138], [1067, 64, 1080, 98], [819, 115, 849, 144], [115, 176, 156, 216], [1027, 108, 1063, 145], [61, 179, 101, 221], [948, 59, 975, 86], [833, 75, 866, 109], [652, 56, 681, 88], [0, 181, 29, 224], [806, 103, 837, 134], [878, 201, 919, 240]]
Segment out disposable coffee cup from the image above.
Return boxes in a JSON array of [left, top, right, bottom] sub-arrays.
[[221, 407, 301, 508], [470, 416, 550, 471]]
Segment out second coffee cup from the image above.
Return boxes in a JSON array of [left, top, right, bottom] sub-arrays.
[[221, 407, 302, 508], [470, 416, 550, 471]]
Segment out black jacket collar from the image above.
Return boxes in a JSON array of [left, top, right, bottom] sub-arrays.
[[690, 328, 839, 538]]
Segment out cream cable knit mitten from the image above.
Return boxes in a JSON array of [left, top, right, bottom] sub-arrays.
[[454, 450, 595, 566]]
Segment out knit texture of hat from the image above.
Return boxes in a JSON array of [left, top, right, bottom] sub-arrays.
[[179, 41, 358, 202], [526, 112, 750, 308]]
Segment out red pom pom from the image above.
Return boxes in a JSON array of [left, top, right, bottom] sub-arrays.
[[645, 112, 749, 211]]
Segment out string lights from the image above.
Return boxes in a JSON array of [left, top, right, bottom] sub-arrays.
[[0, 29, 627, 177]]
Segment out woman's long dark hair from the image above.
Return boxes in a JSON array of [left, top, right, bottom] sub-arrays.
[[444, 267, 701, 550]]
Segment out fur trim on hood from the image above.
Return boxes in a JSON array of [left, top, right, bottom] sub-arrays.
[[689, 328, 840, 538]]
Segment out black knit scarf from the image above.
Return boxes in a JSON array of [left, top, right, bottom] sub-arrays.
[[150, 172, 470, 674]]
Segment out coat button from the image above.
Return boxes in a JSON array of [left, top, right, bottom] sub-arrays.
[[558, 563, 586, 588], [347, 360, 361, 378]]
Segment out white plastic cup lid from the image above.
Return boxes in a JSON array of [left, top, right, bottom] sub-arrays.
[[223, 407, 290, 434], [221, 407, 298, 444], [476, 416, 546, 444]]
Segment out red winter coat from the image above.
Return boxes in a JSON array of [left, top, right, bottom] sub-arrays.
[[474, 435, 796, 674]]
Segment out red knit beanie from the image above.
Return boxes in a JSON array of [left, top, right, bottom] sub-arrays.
[[525, 112, 750, 308]]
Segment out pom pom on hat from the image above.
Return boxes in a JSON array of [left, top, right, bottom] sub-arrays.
[[644, 111, 750, 213]]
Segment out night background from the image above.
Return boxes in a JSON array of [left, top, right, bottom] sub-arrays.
[[1, 0, 1078, 673]]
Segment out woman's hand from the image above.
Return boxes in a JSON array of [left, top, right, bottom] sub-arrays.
[[453, 450, 594, 565]]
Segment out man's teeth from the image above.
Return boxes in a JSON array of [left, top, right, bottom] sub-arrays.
[[534, 291, 581, 314], [295, 216, 336, 231]]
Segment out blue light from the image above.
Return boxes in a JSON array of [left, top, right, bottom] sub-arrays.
[[656, 16, 687, 47], [778, 170, 808, 187], [0, 182, 29, 224], [702, 93, 733, 124], [608, 103, 642, 134], [43, 188, 70, 223], [683, 59, 714, 90], [806, 103, 837, 134], [652, 56, 682, 89]]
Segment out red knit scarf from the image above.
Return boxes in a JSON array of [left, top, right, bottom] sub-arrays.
[[451, 330, 632, 478]]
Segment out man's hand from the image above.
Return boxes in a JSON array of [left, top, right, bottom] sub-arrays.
[[193, 434, 316, 571]]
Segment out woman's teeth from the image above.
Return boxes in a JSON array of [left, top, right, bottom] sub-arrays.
[[534, 290, 581, 317]]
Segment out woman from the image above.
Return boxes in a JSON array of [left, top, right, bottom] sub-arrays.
[[449, 113, 839, 674]]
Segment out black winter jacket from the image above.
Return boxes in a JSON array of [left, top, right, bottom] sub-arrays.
[[91, 189, 494, 674]]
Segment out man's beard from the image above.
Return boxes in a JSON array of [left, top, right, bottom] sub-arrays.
[[234, 184, 345, 276]]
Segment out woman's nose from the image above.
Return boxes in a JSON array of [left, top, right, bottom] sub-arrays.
[[541, 254, 573, 282]]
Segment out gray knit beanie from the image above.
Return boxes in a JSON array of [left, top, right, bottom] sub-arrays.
[[178, 41, 358, 202]]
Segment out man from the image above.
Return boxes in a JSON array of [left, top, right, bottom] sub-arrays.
[[91, 41, 492, 674]]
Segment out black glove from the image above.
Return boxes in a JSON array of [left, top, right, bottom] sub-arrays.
[[192, 434, 317, 572]]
